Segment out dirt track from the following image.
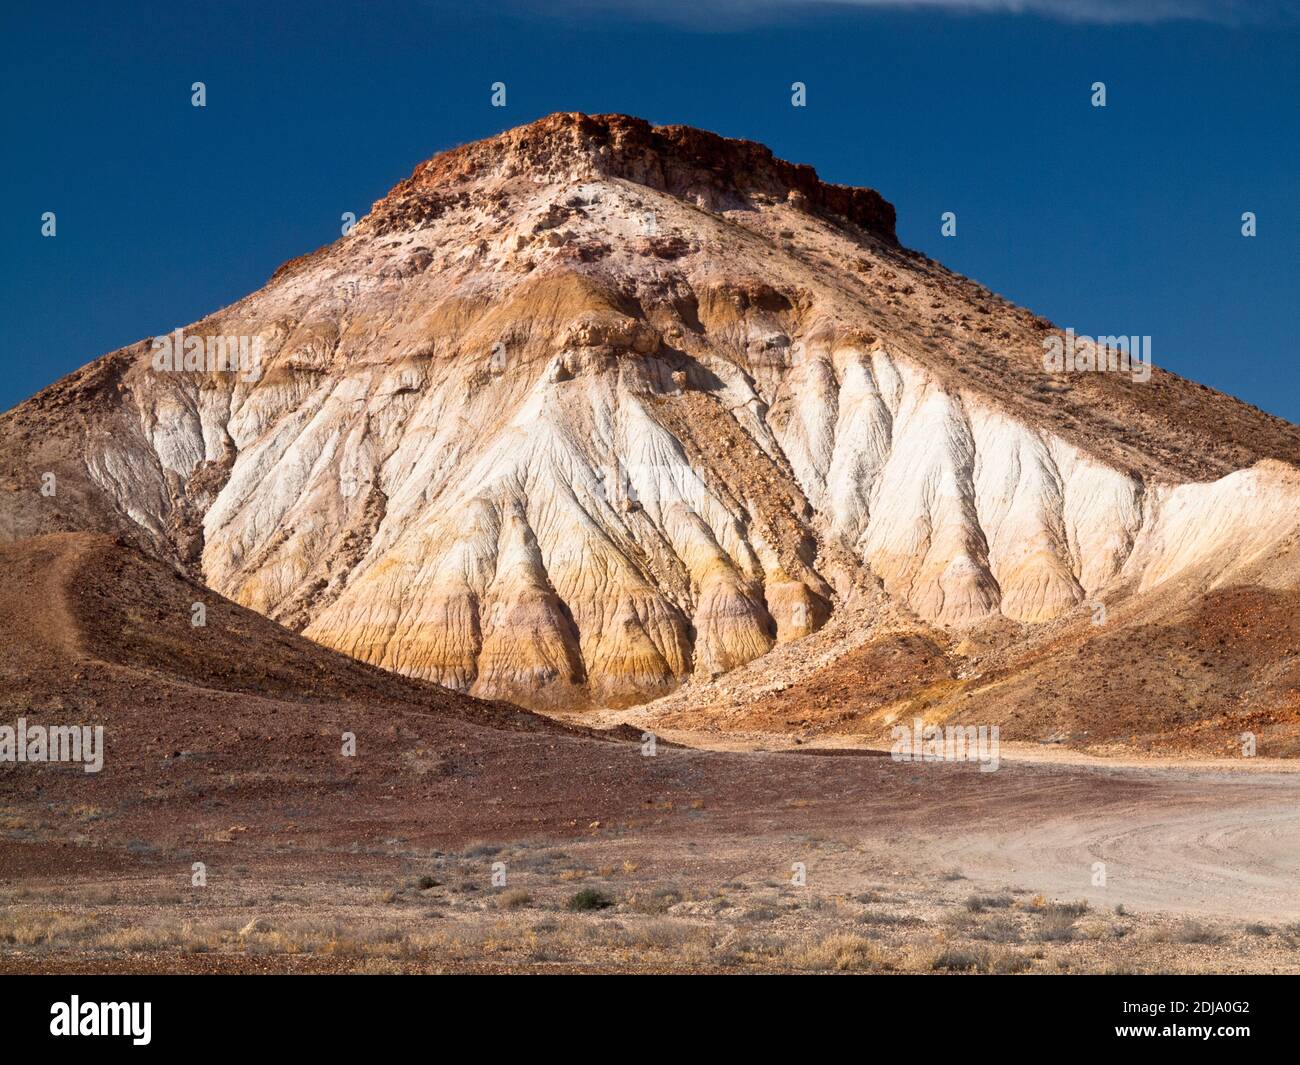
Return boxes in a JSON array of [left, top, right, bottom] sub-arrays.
[[905, 766, 1300, 922], [568, 719, 1300, 923]]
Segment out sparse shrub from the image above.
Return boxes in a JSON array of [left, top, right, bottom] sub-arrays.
[[711, 929, 776, 967], [1155, 920, 1223, 945], [1043, 899, 1090, 918], [497, 889, 533, 910], [930, 945, 990, 972], [972, 915, 1022, 943], [624, 886, 683, 914], [785, 932, 890, 972], [991, 949, 1031, 974], [1076, 919, 1125, 942], [566, 889, 613, 912], [615, 919, 707, 953], [1037, 911, 1077, 942], [856, 909, 921, 927], [0, 910, 99, 947], [965, 893, 1014, 913]]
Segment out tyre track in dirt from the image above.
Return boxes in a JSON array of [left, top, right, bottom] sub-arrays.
[[911, 770, 1300, 921]]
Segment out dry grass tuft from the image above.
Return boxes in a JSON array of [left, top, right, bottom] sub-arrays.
[[782, 932, 894, 972], [0, 909, 100, 947]]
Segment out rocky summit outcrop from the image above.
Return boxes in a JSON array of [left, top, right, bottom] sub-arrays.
[[3, 112, 1300, 717]]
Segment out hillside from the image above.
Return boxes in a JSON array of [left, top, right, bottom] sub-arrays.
[[2, 113, 1298, 746]]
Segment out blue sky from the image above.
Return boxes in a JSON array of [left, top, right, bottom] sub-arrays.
[[3, 0, 1297, 421]]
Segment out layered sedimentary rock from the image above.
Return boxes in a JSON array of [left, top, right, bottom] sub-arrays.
[[3, 112, 1300, 712]]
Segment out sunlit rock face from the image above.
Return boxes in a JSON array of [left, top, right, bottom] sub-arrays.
[[10, 113, 1300, 711]]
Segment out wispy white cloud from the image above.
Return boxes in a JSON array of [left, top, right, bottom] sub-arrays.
[[529, 0, 1299, 27]]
